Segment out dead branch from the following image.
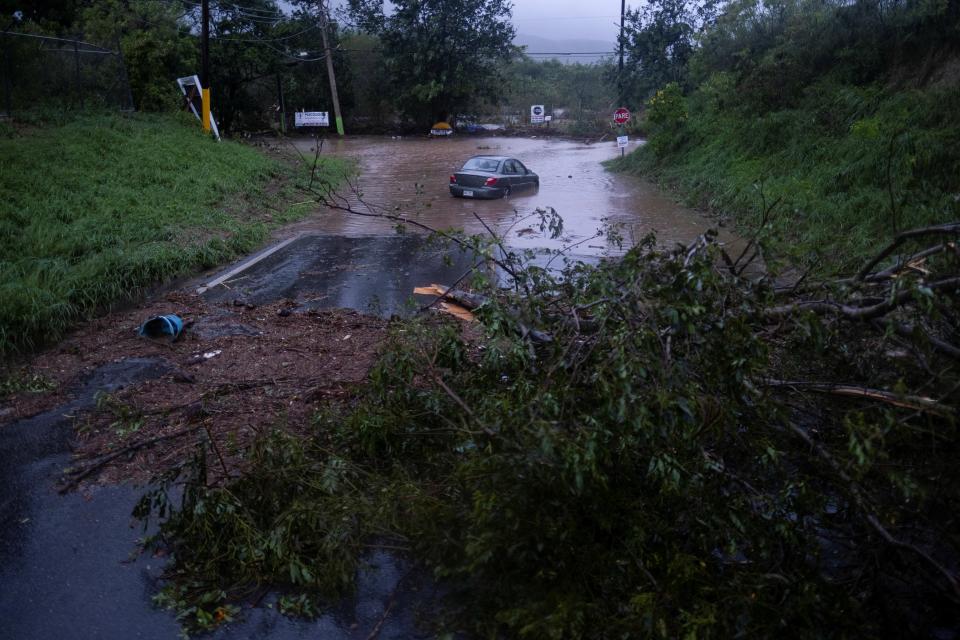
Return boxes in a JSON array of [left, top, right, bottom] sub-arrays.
[[856, 223, 960, 282], [879, 320, 960, 360], [418, 261, 484, 313], [763, 379, 955, 418], [60, 424, 204, 493], [764, 276, 960, 320], [731, 193, 781, 273]]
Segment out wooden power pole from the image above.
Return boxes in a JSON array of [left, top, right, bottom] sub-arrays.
[[618, 0, 626, 106], [319, 0, 344, 136]]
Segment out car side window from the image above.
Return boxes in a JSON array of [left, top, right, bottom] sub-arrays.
[[504, 160, 518, 174], [516, 162, 528, 174]]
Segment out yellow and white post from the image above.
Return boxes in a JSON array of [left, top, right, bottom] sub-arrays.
[[202, 87, 211, 132]]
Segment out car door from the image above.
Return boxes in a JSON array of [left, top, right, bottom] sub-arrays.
[[515, 161, 535, 189], [502, 160, 520, 188]]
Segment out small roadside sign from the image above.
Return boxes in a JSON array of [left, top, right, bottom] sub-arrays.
[[613, 108, 630, 125], [531, 104, 545, 124], [295, 111, 329, 127], [617, 135, 629, 148]]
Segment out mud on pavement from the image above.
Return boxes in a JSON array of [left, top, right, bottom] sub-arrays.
[[1, 291, 390, 487]]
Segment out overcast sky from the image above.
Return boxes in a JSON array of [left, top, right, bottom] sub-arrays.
[[510, 0, 623, 43], [320, 1, 627, 45]]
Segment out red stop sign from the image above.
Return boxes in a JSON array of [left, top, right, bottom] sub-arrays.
[[613, 108, 630, 125]]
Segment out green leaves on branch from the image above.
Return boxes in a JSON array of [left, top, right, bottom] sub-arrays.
[[138, 222, 960, 636]]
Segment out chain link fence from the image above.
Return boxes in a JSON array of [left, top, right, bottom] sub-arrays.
[[1, 31, 134, 117]]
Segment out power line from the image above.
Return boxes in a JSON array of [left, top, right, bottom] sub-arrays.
[[0, 30, 114, 52], [216, 23, 319, 42], [513, 15, 619, 21], [523, 51, 612, 55]]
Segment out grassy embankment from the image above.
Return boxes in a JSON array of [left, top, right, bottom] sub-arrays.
[[610, 82, 960, 270], [0, 112, 348, 357]]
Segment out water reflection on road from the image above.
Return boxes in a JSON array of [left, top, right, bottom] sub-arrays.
[[288, 135, 737, 255]]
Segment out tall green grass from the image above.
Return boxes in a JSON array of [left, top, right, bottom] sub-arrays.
[[611, 82, 960, 271], [0, 112, 346, 356]]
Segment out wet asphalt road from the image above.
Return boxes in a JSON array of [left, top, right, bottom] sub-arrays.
[[201, 235, 479, 315], [0, 359, 181, 639]]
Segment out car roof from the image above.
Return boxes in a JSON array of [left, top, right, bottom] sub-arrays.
[[467, 155, 511, 162]]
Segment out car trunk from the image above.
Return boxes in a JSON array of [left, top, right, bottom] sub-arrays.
[[453, 171, 493, 188]]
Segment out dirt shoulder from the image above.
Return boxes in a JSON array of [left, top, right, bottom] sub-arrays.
[[1, 292, 388, 487]]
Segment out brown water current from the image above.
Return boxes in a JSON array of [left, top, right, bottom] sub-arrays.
[[287, 135, 740, 257]]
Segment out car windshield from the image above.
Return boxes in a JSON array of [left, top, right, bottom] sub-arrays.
[[462, 158, 501, 172]]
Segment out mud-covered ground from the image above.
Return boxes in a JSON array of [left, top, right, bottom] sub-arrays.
[[1, 293, 389, 487]]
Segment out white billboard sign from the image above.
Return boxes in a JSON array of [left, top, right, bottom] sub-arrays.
[[530, 104, 545, 124], [295, 111, 330, 127]]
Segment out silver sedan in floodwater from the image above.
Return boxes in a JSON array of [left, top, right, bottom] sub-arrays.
[[449, 155, 540, 199]]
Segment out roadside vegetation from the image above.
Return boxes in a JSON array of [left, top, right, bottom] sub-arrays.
[[0, 112, 348, 356], [610, 0, 960, 269]]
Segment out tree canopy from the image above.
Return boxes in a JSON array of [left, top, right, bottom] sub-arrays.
[[347, 0, 517, 125]]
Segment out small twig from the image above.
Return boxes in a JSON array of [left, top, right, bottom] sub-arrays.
[[308, 134, 323, 191], [433, 375, 475, 418], [60, 424, 204, 493], [364, 567, 413, 640], [203, 424, 231, 479], [544, 231, 604, 270]]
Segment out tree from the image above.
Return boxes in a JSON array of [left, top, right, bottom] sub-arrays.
[[620, 0, 716, 103], [501, 57, 614, 122], [80, 0, 196, 111], [346, 0, 516, 126]]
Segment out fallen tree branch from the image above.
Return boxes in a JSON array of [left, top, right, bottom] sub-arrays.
[[856, 223, 960, 282], [763, 379, 955, 418], [764, 276, 960, 320]]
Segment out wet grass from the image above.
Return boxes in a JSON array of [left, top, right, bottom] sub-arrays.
[[0, 112, 348, 357], [610, 84, 960, 272]]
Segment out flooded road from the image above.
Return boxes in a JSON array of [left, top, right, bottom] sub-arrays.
[[288, 135, 736, 254]]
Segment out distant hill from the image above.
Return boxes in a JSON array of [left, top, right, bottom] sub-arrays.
[[513, 33, 615, 64]]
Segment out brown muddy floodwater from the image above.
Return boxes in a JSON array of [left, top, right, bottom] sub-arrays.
[[288, 135, 738, 256]]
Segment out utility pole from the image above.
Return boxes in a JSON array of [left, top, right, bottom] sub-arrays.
[[618, 0, 626, 106], [2, 29, 11, 118], [201, 0, 211, 132], [276, 73, 286, 134], [319, 0, 344, 136]]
